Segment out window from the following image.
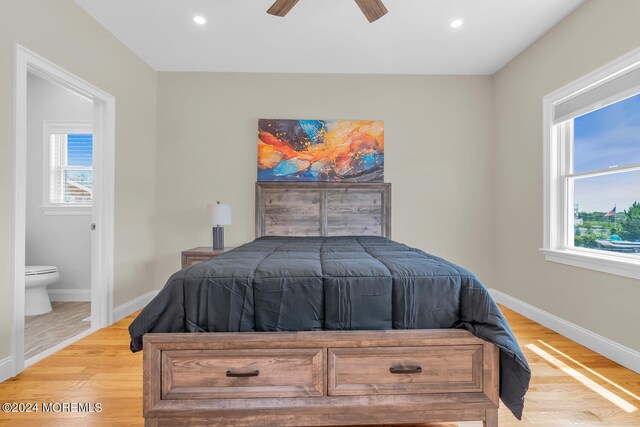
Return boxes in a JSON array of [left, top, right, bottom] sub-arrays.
[[43, 122, 93, 214], [570, 95, 640, 253], [543, 50, 640, 279]]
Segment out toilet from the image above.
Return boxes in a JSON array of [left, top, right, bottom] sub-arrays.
[[25, 266, 59, 316]]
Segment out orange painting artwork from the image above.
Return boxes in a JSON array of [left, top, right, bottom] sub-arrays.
[[258, 119, 384, 182]]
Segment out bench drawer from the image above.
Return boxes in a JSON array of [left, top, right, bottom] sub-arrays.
[[162, 348, 324, 399], [328, 345, 483, 396]]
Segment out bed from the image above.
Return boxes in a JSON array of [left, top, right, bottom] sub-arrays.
[[131, 182, 530, 427]]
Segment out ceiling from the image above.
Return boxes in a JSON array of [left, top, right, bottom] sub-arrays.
[[75, 0, 585, 75]]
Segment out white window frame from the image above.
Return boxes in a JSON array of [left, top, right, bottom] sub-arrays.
[[542, 48, 640, 280], [41, 121, 93, 215]]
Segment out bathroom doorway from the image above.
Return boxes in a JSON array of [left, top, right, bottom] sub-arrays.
[[24, 73, 94, 361], [12, 45, 115, 374]]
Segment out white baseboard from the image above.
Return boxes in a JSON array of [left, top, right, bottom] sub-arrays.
[[112, 290, 158, 323], [0, 357, 14, 383], [47, 288, 91, 302], [490, 288, 640, 374]]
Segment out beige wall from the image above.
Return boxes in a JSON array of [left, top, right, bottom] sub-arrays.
[[155, 73, 495, 288], [0, 0, 158, 359], [492, 0, 640, 351]]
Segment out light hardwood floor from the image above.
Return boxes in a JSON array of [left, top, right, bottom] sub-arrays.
[[0, 306, 638, 426], [24, 301, 91, 359]]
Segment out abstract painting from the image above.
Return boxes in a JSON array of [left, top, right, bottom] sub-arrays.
[[258, 119, 384, 182]]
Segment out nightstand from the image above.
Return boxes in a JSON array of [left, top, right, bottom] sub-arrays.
[[181, 247, 235, 269]]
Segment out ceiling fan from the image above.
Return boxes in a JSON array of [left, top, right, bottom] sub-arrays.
[[267, 0, 388, 23]]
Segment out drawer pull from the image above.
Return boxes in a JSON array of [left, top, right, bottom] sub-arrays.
[[389, 366, 422, 374], [226, 370, 260, 378]]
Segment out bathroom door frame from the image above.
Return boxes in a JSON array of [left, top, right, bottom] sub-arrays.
[[11, 44, 115, 374]]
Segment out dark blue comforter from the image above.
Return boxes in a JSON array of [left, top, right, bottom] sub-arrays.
[[129, 236, 530, 418]]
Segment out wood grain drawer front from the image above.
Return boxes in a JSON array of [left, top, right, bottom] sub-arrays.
[[162, 348, 325, 399], [328, 345, 483, 396]]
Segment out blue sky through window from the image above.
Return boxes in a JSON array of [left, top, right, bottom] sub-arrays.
[[65, 133, 93, 191], [573, 94, 640, 213], [67, 133, 93, 167]]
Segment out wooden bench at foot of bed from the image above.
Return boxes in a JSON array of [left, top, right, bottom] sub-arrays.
[[143, 329, 499, 426]]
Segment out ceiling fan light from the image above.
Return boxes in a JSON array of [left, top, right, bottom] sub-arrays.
[[450, 19, 464, 29]]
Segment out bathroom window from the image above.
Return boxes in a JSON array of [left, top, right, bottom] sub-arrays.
[[42, 122, 93, 214]]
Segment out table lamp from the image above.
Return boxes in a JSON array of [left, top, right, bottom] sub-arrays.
[[207, 201, 232, 250]]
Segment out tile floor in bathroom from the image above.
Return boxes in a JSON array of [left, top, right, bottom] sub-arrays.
[[24, 301, 91, 359]]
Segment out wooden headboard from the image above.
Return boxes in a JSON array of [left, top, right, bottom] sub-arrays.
[[256, 182, 391, 238]]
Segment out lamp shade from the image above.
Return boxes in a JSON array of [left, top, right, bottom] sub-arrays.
[[207, 203, 232, 226]]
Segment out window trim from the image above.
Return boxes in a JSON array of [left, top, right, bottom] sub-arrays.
[[542, 48, 640, 280], [41, 121, 93, 215]]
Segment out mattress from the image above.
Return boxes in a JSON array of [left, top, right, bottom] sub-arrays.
[[129, 236, 530, 418]]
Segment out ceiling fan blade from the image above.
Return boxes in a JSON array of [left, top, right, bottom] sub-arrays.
[[354, 0, 388, 23], [267, 0, 300, 17]]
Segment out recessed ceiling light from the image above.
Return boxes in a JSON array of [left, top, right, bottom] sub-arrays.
[[450, 19, 464, 29], [193, 15, 206, 25]]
